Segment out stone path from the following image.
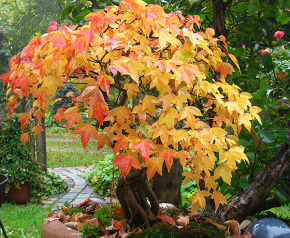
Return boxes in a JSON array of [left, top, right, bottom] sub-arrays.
[[42, 165, 103, 211]]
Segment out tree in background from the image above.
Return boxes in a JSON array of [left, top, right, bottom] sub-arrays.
[[1, 0, 261, 227]]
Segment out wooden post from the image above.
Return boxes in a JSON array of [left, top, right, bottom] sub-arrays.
[[36, 116, 47, 172]]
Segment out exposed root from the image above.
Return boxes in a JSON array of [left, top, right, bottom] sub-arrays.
[[116, 168, 160, 228]]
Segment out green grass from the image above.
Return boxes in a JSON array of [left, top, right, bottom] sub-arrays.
[[0, 203, 50, 238], [47, 151, 103, 167]]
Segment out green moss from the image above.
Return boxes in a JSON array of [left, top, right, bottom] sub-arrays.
[[128, 221, 225, 238], [81, 206, 122, 238]]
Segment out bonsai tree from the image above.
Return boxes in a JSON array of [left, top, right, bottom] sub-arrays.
[[1, 0, 261, 227]]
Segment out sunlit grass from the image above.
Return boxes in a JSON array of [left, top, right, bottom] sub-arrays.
[[47, 151, 103, 168], [0, 203, 50, 238]]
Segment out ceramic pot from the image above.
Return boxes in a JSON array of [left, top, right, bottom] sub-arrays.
[[8, 181, 30, 204]]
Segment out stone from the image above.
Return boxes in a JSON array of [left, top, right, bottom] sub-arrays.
[[248, 218, 290, 238]]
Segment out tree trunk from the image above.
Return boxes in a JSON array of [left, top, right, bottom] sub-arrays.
[[222, 138, 290, 222], [152, 159, 183, 206], [116, 168, 160, 228]]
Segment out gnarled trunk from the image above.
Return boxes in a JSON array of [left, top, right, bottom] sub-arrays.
[[222, 138, 290, 222], [116, 168, 160, 228]]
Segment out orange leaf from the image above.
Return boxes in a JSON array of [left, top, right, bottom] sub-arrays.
[[34, 109, 45, 124], [19, 112, 31, 132], [113, 153, 141, 179], [20, 133, 30, 147], [71, 123, 99, 148], [132, 139, 156, 161], [63, 107, 81, 131], [32, 125, 44, 138], [94, 133, 111, 150], [54, 107, 66, 125], [211, 190, 227, 212], [144, 157, 164, 180]]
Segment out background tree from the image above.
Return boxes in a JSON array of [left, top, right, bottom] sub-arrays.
[[1, 0, 261, 227]]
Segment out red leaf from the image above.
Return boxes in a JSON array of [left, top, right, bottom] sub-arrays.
[[158, 213, 176, 225], [54, 107, 66, 125], [113, 135, 129, 154], [97, 75, 114, 94], [91, 101, 109, 127], [113, 153, 141, 179], [132, 139, 156, 161], [94, 133, 112, 150], [19, 112, 31, 131], [71, 123, 99, 148], [161, 148, 176, 172]]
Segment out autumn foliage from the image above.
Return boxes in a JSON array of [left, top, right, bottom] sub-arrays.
[[1, 0, 261, 213]]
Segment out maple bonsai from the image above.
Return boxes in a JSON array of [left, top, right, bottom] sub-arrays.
[[1, 0, 261, 227]]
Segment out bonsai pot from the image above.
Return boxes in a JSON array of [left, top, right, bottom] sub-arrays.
[[8, 181, 30, 204]]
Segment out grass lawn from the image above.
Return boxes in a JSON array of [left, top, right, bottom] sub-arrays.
[[0, 203, 50, 238]]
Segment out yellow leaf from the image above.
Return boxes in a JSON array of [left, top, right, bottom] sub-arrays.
[[190, 190, 211, 212], [124, 83, 140, 99], [158, 108, 179, 129], [228, 53, 240, 72], [142, 95, 157, 115], [214, 164, 232, 185]]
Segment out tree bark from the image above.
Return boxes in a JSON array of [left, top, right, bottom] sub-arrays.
[[222, 138, 290, 222], [116, 168, 160, 228], [152, 159, 183, 206]]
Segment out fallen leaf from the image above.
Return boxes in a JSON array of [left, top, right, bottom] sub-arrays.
[[176, 216, 190, 226], [225, 220, 240, 236], [158, 213, 176, 225]]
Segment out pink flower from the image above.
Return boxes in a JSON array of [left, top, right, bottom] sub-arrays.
[[261, 48, 271, 55], [274, 31, 284, 40], [242, 44, 246, 48], [48, 21, 59, 32], [281, 46, 285, 50]]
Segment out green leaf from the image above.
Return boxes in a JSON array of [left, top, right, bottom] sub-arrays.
[[232, 73, 258, 85], [239, 181, 249, 191], [57, 0, 65, 2], [262, 54, 274, 71], [246, 152, 255, 163], [234, 2, 249, 12], [72, 6, 83, 20], [81, 0, 88, 3], [277, 12, 290, 25], [61, 6, 74, 21], [275, 187, 290, 205], [238, 139, 252, 147], [258, 128, 275, 144]]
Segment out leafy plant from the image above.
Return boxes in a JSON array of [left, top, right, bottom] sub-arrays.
[[84, 154, 119, 196], [0, 115, 67, 198]]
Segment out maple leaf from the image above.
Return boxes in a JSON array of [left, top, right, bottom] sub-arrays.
[[175, 150, 191, 167], [14, 77, 31, 96], [97, 75, 114, 94], [124, 83, 139, 99], [158, 213, 176, 225], [54, 107, 66, 125], [19, 112, 31, 132], [190, 190, 211, 212], [94, 133, 111, 150], [132, 139, 156, 161], [34, 109, 45, 124], [112, 153, 141, 179], [63, 106, 81, 131], [32, 125, 44, 138], [113, 135, 129, 154], [20, 133, 30, 147], [211, 190, 227, 212], [214, 164, 232, 185], [110, 106, 133, 126], [158, 108, 179, 129], [90, 101, 109, 127], [160, 148, 176, 172], [112, 57, 131, 76], [132, 105, 147, 124], [71, 123, 99, 148], [143, 157, 164, 180]]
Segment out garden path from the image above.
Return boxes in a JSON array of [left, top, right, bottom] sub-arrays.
[[42, 165, 105, 211]]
